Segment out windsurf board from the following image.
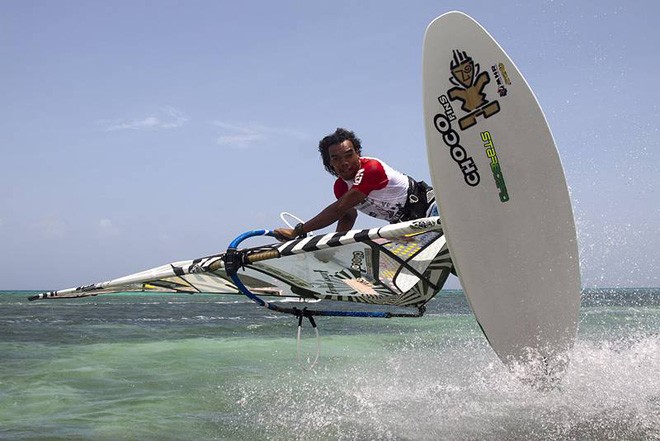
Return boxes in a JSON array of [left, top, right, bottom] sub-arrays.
[[423, 11, 581, 375]]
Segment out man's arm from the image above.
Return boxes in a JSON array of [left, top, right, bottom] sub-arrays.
[[274, 188, 366, 240], [336, 207, 357, 232]]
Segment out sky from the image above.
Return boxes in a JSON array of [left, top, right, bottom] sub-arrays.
[[1, 0, 658, 290]]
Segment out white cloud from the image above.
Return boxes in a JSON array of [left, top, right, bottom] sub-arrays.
[[98, 218, 120, 236], [214, 122, 308, 149], [104, 106, 188, 131], [216, 123, 266, 147]]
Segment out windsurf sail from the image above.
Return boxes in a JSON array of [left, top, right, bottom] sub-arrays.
[[29, 217, 451, 315]]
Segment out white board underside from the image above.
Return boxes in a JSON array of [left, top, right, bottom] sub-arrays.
[[423, 11, 581, 367]]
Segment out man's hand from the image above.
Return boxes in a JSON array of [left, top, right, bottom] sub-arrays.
[[273, 228, 296, 241], [271, 188, 364, 241]]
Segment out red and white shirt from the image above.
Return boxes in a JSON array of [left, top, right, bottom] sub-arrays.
[[333, 157, 410, 222]]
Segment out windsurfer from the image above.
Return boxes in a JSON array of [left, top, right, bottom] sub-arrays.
[[274, 128, 438, 240]]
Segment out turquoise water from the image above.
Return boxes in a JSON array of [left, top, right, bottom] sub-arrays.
[[1, 289, 658, 440]]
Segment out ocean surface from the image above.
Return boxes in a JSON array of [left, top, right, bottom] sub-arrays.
[[1, 288, 658, 441]]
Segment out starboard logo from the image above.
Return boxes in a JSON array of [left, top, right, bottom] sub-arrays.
[[432, 50, 505, 188], [447, 50, 501, 130], [481, 131, 509, 203]]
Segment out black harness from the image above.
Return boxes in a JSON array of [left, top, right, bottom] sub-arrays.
[[396, 177, 435, 223]]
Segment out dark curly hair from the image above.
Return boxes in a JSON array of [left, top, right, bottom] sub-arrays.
[[318, 128, 362, 176]]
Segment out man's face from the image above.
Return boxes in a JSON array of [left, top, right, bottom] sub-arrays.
[[329, 140, 361, 181]]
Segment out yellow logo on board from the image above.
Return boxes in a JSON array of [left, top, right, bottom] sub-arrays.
[[447, 50, 501, 130]]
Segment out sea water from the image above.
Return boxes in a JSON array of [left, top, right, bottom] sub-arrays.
[[0, 289, 658, 440]]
